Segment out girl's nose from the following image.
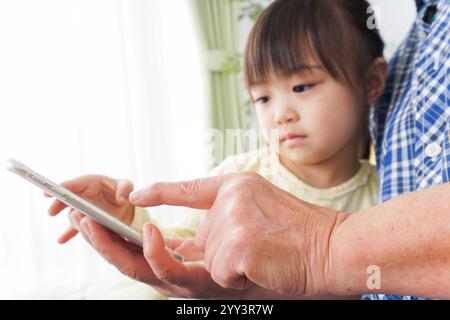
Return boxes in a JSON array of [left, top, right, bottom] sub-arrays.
[[274, 104, 299, 125]]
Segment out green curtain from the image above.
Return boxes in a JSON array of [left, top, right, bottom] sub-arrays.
[[191, 0, 250, 166]]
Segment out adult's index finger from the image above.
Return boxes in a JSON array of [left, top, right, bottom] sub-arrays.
[[129, 174, 233, 210]]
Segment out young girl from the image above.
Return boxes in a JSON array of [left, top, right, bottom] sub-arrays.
[[47, 0, 387, 299]]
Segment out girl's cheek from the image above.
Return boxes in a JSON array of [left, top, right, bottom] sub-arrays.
[[308, 110, 346, 142], [321, 110, 360, 145], [259, 117, 281, 146], [305, 107, 333, 130], [256, 109, 275, 129]]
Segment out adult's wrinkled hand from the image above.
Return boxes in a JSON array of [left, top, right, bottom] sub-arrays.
[[129, 172, 349, 296]]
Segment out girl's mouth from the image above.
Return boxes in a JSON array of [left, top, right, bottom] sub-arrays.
[[280, 133, 308, 147], [280, 133, 308, 142]]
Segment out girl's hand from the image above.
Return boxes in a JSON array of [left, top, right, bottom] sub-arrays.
[[44, 175, 135, 244]]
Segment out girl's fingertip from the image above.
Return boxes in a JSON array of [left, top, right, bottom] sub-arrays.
[[143, 223, 154, 238], [129, 191, 142, 202], [80, 219, 91, 237]]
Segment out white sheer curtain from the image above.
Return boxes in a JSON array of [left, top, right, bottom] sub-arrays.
[[0, 0, 206, 299]]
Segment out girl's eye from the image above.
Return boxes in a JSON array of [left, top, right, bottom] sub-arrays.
[[293, 84, 313, 93], [255, 96, 270, 105]]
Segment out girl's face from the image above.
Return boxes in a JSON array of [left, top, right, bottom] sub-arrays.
[[250, 66, 366, 166]]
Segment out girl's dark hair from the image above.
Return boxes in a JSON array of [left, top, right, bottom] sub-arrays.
[[243, 0, 385, 91]]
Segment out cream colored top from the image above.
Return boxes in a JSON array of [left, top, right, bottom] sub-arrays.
[[89, 149, 379, 299]]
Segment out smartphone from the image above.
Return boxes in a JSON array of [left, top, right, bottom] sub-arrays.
[[5, 158, 183, 261]]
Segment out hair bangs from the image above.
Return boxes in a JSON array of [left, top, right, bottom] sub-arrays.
[[243, 1, 321, 88], [243, 0, 384, 91]]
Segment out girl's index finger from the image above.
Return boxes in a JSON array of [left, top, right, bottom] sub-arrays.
[[59, 178, 90, 194], [45, 178, 91, 200]]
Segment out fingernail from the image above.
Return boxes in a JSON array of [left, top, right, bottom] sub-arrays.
[[129, 191, 141, 202], [80, 220, 91, 237]]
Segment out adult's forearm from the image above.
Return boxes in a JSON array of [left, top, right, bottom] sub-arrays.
[[328, 183, 450, 298]]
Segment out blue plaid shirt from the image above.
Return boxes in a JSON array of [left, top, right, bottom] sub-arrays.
[[364, 0, 450, 300]]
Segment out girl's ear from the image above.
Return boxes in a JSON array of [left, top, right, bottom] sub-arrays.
[[365, 57, 388, 103]]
